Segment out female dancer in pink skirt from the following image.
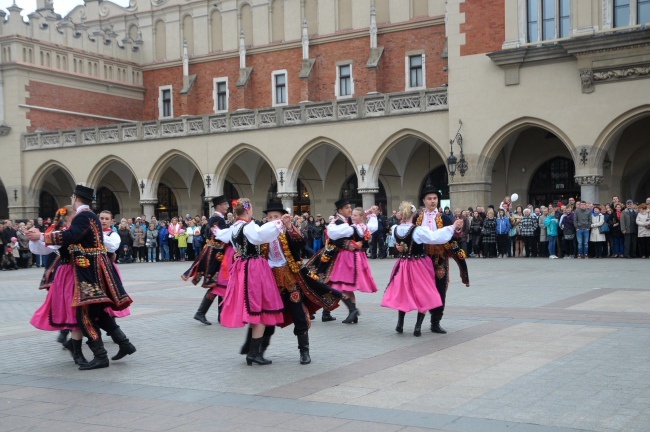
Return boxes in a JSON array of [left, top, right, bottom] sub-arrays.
[[215, 198, 290, 366], [307, 199, 379, 324], [29, 206, 89, 366], [382, 202, 464, 336]]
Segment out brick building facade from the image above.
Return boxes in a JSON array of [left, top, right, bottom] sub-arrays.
[[0, 0, 648, 220]]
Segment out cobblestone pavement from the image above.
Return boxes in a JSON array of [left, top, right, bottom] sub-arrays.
[[1, 257, 649, 432]]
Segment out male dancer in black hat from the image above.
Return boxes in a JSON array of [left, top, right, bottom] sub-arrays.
[[240, 202, 342, 364], [182, 195, 230, 325], [415, 186, 469, 334], [39, 185, 133, 370]]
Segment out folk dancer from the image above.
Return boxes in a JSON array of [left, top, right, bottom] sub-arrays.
[[382, 202, 464, 336], [37, 185, 134, 370], [416, 186, 470, 334], [240, 202, 342, 365], [305, 200, 379, 324], [182, 195, 232, 325], [215, 199, 286, 366], [29, 206, 88, 366]]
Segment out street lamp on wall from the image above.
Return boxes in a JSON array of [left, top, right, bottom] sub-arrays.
[[448, 119, 467, 178], [13, 189, 17, 201]]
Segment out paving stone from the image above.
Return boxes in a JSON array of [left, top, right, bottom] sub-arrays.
[[1, 259, 649, 432]]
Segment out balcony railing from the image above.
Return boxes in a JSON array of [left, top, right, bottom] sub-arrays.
[[22, 88, 448, 150]]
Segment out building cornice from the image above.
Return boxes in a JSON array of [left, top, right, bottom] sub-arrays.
[[488, 28, 650, 91], [0, 34, 142, 67], [0, 62, 146, 96]]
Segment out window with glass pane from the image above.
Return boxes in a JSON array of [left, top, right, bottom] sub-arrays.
[[559, 0, 570, 38], [542, 0, 555, 40], [409, 55, 423, 88], [639, 0, 650, 24], [614, 0, 630, 27], [216, 81, 227, 111], [162, 89, 171, 117], [275, 73, 286, 104], [527, 0, 539, 42], [339, 65, 351, 96]]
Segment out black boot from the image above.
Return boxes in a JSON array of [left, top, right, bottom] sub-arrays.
[[260, 326, 275, 357], [297, 333, 311, 365], [246, 337, 272, 366], [193, 294, 214, 325], [57, 330, 70, 346], [430, 320, 447, 334], [321, 309, 336, 322], [217, 296, 223, 324], [239, 327, 253, 355], [414, 313, 426, 337], [395, 311, 406, 334], [109, 327, 136, 361], [70, 339, 88, 366], [341, 298, 360, 324], [79, 339, 109, 370]]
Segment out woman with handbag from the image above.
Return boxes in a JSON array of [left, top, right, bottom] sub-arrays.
[[481, 209, 497, 258], [469, 211, 482, 257], [608, 205, 624, 257], [590, 205, 606, 258]]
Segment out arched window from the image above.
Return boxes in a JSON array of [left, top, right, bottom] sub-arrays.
[[96, 187, 120, 217], [528, 157, 580, 207]]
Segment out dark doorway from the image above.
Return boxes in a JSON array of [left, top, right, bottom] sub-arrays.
[[528, 157, 580, 207]]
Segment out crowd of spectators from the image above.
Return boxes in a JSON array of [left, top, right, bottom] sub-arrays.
[[3, 195, 648, 270], [433, 196, 650, 260]]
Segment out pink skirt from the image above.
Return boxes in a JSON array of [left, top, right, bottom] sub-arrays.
[[105, 263, 131, 318], [220, 257, 284, 328], [381, 258, 442, 313], [329, 249, 378, 293], [31, 264, 79, 331]]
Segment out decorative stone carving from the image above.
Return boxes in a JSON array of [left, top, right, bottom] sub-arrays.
[[140, 199, 158, 205], [574, 175, 604, 186], [579, 69, 595, 94], [0, 124, 11, 136], [358, 188, 379, 194], [276, 192, 298, 199], [593, 66, 650, 82]]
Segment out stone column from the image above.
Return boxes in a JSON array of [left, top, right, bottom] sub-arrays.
[[448, 181, 492, 210], [358, 188, 378, 210], [574, 175, 604, 204], [277, 192, 297, 215], [140, 199, 158, 220]]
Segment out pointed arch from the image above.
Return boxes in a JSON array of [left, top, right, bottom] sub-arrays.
[[287, 136, 358, 189], [480, 117, 576, 178], [148, 150, 203, 186], [86, 155, 138, 189], [28, 160, 76, 194], [213, 144, 276, 194], [369, 128, 447, 186], [591, 105, 650, 168]]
